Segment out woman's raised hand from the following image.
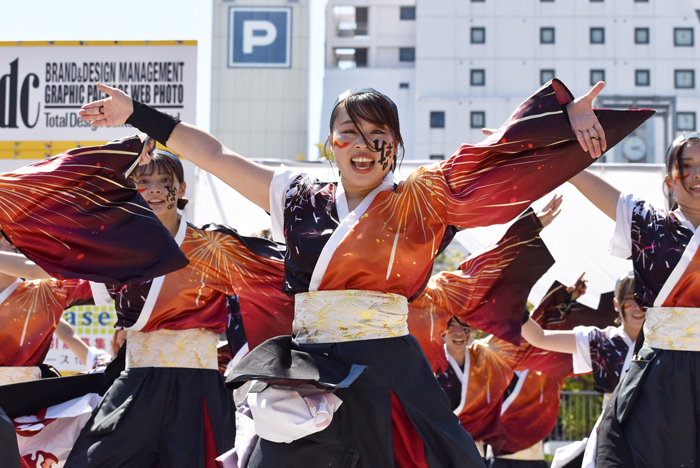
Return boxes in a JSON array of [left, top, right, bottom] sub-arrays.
[[536, 194, 563, 228], [79, 83, 134, 127], [567, 81, 607, 159]]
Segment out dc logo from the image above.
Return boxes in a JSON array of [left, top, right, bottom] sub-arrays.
[[228, 7, 292, 68]]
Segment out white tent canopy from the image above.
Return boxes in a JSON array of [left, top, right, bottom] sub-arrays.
[[192, 161, 667, 309]]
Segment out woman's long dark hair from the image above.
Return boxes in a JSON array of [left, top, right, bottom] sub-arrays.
[[664, 134, 700, 209]]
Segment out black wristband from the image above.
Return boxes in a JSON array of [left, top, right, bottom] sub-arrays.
[[125, 100, 181, 146]]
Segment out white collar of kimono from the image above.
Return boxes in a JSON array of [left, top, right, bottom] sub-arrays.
[[127, 219, 188, 331], [500, 369, 530, 415], [672, 208, 696, 233], [334, 172, 395, 222], [307, 173, 395, 292], [445, 344, 471, 416], [655, 211, 700, 307], [0, 277, 23, 304]]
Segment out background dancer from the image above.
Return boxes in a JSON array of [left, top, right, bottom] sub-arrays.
[[80, 78, 651, 468], [64, 147, 293, 468], [562, 133, 700, 468]]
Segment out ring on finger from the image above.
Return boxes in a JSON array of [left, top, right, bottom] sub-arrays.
[[98, 106, 105, 115], [590, 136, 601, 141]]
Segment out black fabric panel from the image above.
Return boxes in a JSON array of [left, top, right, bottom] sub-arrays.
[[0, 406, 21, 468], [225, 335, 366, 390], [0, 373, 103, 419], [65, 367, 235, 468]]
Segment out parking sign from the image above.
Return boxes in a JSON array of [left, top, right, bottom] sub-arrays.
[[228, 7, 292, 68]]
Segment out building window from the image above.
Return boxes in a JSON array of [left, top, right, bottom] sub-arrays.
[[678, 112, 697, 131], [590, 0, 603, 2], [430, 154, 445, 160], [541, 0, 554, 2], [399, 82, 409, 89], [635, 70, 650, 86], [675, 28, 694, 46], [471, 0, 485, 2], [635, 28, 650, 44], [399, 48, 415, 62], [675, 70, 695, 89], [470, 111, 486, 129], [334, 48, 368, 69], [634, 0, 648, 2], [471, 27, 486, 44], [540, 69, 555, 85], [590, 69, 605, 85], [470, 69, 486, 86], [400, 6, 416, 20], [430, 112, 445, 128], [334, 6, 368, 37], [540, 27, 555, 44], [590, 27, 605, 44]]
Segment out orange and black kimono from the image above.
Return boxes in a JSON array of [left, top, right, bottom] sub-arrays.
[[65, 221, 292, 468], [226, 81, 651, 468], [410, 208, 555, 449]]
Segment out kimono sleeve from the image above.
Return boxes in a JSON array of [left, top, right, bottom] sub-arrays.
[[426, 80, 653, 229], [186, 224, 294, 349], [0, 136, 188, 284], [58, 279, 95, 309], [407, 208, 555, 372]]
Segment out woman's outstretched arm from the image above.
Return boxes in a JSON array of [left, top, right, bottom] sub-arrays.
[[79, 83, 275, 212], [521, 318, 577, 355]]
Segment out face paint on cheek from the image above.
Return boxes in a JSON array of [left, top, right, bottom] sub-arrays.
[[137, 188, 147, 194], [164, 185, 178, 210], [374, 139, 390, 171], [333, 139, 350, 149]]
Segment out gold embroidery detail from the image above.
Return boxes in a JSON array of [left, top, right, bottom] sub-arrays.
[[0, 366, 41, 386], [126, 328, 218, 369], [293, 290, 409, 344], [644, 307, 700, 351]]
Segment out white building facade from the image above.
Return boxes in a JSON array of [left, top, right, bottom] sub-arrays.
[[323, 0, 700, 163]]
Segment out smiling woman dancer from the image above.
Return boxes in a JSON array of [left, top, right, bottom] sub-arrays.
[[80, 79, 650, 468]]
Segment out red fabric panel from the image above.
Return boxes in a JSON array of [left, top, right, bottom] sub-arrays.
[[390, 389, 429, 468], [203, 399, 219, 468]]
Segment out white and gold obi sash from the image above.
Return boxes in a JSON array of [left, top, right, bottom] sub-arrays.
[[126, 328, 219, 370], [643, 307, 700, 351], [293, 290, 409, 344], [0, 366, 42, 386]]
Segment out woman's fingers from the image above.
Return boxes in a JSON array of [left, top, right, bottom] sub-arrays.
[[586, 128, 603, 159], [582, 129, 595, 157], [593, 121, 607, 152], [585, 81, 606, 103], [575, 130, 589, 153]]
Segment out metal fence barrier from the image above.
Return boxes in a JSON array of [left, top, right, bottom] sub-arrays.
[[547, 390, 603, 442]]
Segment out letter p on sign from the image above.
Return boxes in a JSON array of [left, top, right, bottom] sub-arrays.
[[229, 7, 292, 68], [243, 21, 278, 54]]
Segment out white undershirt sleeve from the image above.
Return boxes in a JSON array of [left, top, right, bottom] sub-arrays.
[[609, 193, 636, 259], [572, 325, 595, 374], [269, 165, 302, 243]]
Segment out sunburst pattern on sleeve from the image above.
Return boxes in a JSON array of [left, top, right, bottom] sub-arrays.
[[0, 136, 188, 284]]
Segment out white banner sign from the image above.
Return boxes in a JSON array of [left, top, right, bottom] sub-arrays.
[[0, 41, 197, 141]]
